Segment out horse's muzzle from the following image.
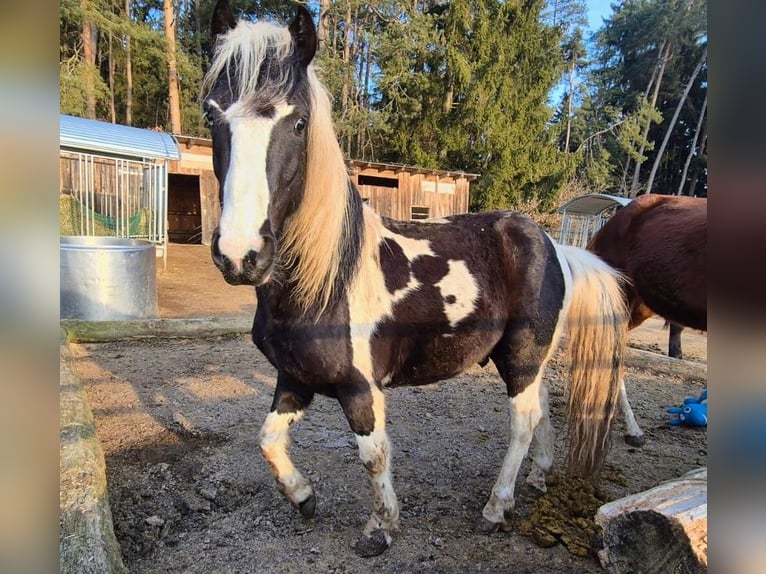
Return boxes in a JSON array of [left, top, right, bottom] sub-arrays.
[[211, 227, 275, 286]]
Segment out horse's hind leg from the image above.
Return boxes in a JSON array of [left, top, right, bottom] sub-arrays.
[[668, 322, 684, 359], [480, 328, 557, 532], [619, 378, 646, 447], [525, 380, 554, 492], [260, 373, 316, 517], [336, 377, 399, 557]]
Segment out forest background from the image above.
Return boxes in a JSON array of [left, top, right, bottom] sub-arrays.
[[59, 0, 707, 214]]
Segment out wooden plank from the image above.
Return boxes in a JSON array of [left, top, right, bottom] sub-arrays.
[[199, 171, 220, 245]]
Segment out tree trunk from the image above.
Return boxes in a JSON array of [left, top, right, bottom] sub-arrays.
[[341, 2, 352, 115], [108, 33, 116, 123], [164, 0, 182, 133], [685, 128, 706, 196], [621, 59, 660, 192], [125, 0, 133, 125], [628, 41, 672, 197], [564, 58, 575, 152], [318, 0, 331, 51], [676, 92, 707, 195], [645, 47, 706, 195], [595, 467, 707, 574], [81, 3, 98, 119]]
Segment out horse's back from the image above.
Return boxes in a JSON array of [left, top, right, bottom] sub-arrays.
[[588, 194, 706, 330]]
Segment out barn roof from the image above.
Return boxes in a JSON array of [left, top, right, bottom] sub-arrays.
[[60, 114, 181, 161], [348, 159, 481, 181], [556, 193, 632, 215]]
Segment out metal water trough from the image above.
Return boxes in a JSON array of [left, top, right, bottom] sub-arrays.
[[60, 236, 157, 320]]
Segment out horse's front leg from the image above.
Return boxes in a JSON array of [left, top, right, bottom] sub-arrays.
[[337, 377, 399, 557], [260, 373, 317, 517]]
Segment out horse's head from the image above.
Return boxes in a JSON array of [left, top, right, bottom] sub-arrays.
[[203, 1, 318, 286]]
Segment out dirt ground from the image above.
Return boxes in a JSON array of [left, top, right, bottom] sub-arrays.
[[73, 243, 707, 573]]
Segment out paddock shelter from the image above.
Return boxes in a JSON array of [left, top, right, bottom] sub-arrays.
[[164, 136, 481, 245], [59, 115, 180, 265], [555, 193, 633, 247], [348, 160, 480, 221]]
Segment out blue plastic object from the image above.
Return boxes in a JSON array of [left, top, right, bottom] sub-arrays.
[[668, 389, 707, 426]]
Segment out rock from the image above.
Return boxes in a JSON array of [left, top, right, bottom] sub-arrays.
[[145, 515, 165, 527], [172, 412, 197, 435], [198, 485, 218, 501]]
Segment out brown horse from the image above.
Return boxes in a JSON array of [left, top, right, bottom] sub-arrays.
[[587, 193, 706, 445]]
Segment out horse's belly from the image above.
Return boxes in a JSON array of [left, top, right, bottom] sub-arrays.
[[383, 331, 496, 387]]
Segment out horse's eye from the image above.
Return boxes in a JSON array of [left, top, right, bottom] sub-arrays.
[[203, 100, 221, 128], [294, 118, 307, 133]]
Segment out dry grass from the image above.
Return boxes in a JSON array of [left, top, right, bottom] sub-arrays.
[[510, 180, 591, 235]]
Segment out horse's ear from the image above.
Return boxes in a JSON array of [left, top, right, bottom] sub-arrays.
[[211, 0, 236, 41], [289, 5, 317, 66]]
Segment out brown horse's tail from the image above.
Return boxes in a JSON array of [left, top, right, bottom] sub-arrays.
[[558, 244, 628, 477]]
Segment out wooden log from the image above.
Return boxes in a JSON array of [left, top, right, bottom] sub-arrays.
[[595, 467, 707, 574], [624, 347, 707, 383], [60, 341, 128, 573], [61, 316, 252, 343]]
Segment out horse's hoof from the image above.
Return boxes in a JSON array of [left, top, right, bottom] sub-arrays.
[[353, 529, 390, 557], [525, 467, 548, 492], [298, 494, 316, 518], [624, 433, 647, 448], [476, 517, 503, 534]]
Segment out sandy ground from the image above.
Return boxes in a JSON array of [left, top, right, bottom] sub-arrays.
[[73, 243, 707, 573]]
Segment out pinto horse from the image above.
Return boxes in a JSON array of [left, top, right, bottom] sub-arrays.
[[203, 1, 628, 556], [587, 194, 706, 446]]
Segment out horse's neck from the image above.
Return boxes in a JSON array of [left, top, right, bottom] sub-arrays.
[[270, 180, 372, 316]]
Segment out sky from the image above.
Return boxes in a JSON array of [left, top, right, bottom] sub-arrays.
[[547, 0, 615, 105], [585, 0, 614, 32]]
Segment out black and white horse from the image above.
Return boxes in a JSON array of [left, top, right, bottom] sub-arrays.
[[203, 1, 628, 556]]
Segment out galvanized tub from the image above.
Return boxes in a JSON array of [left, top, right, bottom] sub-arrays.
[[60, 236, 157, 320]]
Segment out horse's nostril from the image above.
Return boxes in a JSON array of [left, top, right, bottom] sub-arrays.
[[244, 250, 259, 266], [211, 229, 226, 266]]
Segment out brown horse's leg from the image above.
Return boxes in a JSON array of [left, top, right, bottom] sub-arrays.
[[668, 322, 685, 359]]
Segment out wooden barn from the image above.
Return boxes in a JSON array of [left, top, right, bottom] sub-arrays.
[[348, 160, 479, 221], [165, 138, 480, 245], [169, 135, 220, 245]]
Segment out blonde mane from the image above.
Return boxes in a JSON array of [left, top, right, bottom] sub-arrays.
[[203, 19, 356, 316], [201, 21, 293, 101], [279, 69, 355, 315]]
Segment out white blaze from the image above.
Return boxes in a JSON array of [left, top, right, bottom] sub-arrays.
[[217, 102, 294, 267]]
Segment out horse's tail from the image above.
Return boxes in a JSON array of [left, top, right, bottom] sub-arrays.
[[558, 244, 628, 477]]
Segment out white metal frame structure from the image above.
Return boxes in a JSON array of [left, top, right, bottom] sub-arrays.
[[59, 115, 180, 267], [555, 193, 633, 248]]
